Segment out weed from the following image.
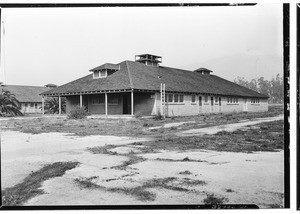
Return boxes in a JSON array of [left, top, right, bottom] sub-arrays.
[[2, 161, 79, 206], [112, 154, 146, 170], [109, 186, 156, 201], [75, 176, 100, 189], [203, 193, 228, 205], [225, 189, 234, 193], [179, 170, 192, 175], [87, 145, 118, 155], [67, 106, 89, 119]]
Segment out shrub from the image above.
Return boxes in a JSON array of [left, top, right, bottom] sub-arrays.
[[67, 106, 89, 119], [154, 111, 163, 120]]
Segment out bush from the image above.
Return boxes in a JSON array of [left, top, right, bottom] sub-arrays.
[[67, 106, 89, 119]]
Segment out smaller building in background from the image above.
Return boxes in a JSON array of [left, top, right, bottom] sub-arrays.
[[0, 85, 53, 114]]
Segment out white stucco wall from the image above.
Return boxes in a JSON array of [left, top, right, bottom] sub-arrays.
[[153, 93, 268, 116]]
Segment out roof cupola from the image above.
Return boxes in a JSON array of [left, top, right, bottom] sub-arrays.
[[194, 67, 213, 75], [135, 54, 162, 67], [89, 63, 120, 79]]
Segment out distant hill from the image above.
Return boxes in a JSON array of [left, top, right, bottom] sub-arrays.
[[180, 53, 283, 81]]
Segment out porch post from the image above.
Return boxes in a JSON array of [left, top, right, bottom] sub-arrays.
[[105, 93, 108, 115], [79, 94, 83, 107], [58, 95, 61, 115], [42, 96, 45, 115], [131, 90, 134, 116]]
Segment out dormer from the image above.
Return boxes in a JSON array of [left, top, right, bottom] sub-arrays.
[[89, 63, 120, 79], [194, 67, 213, 75], [135, 54, 162, 67]]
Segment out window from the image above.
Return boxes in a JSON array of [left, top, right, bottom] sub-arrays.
[[92, 95, 104, 104], [30, 103, 34, 107], [205, 96, 208, 102], [227, 97, 239, 104], [93, 70, 107, 79], [100, 70, 107, 77], [25, 103, 28, 108], [35, 103, 38, 108], [168, 94, 173, 102], [215, 96, 218, 103], [191, 95, 196, 103], [108, 97, 118, 105], [94, 71, 100, 78], [174, 94, 179, 102], [179, 95, 184, 102]]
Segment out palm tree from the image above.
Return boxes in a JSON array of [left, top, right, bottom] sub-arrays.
[[0, 89, 23, 117], [44, 97, 66, 114]]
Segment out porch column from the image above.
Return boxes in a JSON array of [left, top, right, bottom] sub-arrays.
[[58, 95, 61, 115], [79, 94, 83, 107], [42, 96, 45, 115], [105, 93, 108, 115], [131, 90, 134, 116]]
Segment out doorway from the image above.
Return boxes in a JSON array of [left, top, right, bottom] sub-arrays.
[[243, 98, 248, 111], [123, 94, 130, 114], [199, 96, 202, 113], [210, 97, 214, 112]]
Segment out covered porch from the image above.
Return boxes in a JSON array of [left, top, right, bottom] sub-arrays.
[[41, 90, 156, 116]]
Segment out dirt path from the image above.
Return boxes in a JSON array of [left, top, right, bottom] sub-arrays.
[[1, 129, 284, 207], [177, 114, 284, 137]]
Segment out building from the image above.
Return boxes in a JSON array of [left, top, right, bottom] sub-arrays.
[[0, 85, 52, 114], [41, 54, 269, 116]]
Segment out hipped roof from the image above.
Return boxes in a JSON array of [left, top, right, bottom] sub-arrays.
[[1, 85, 49, 102], [41, 60, 268, 98]]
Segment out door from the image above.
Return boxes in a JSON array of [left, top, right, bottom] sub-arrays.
[[199, 96, 202, 113], [123, 94, 130, 114], [210, 97, 214, 113], [243, 98, 248, 111], [219, 97, 221, 112]]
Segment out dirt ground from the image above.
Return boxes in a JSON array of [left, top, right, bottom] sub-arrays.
[[1, 113, 284, 208]]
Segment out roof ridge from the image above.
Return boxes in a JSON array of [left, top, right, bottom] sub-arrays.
[[125, 61, 134, 89]]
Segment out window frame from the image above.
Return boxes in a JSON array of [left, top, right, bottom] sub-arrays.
[[191, 94, 196, 103]]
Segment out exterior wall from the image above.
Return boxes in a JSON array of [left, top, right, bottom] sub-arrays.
[[218, 97, 244, 113], [21, 103, 42, 114], [247, 98, 268, 112], [66, 96, 80, 114], [154, 93, 268, 116], [134, 92, 156, 115], [87, 94, 123, 114], [166, 94, 198, 116]]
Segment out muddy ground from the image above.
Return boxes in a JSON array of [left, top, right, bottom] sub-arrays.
[[1, 112, 284, 208]]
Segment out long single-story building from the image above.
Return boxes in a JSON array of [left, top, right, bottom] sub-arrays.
[[0, 85, 51, 114], [41, 54, 269, 116]]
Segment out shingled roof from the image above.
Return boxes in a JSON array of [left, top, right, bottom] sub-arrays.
[[1, 85, 49, 103], [41, 60, 268, 98]]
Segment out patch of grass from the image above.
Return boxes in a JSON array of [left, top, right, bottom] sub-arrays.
[[112, 154, 146, 170], [203, 193, 228, 205], [74, 176, 100, 189], [108, 186, 156, 201], [74, 177, 156, 201], [225, 189, 234, 193], [155, 157, 207, 163], [74, 176, 206, 202], [140, 120, 283, 153], [87, 145, 118, 155], [179, 170, 192, 175], [2, 161, 79, 206]]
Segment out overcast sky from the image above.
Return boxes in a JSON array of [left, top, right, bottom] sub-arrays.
[[0, 4, 283, 86]]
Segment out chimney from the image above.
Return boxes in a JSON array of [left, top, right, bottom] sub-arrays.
[[194, 68, 213, 75], [135, 54, 162, 67], [45, 83, 58, 89]]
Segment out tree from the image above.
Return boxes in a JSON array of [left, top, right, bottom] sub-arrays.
[[44, 97, 66, 114], [234, 74, 283, 104], [0, 89, 23, 117]]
